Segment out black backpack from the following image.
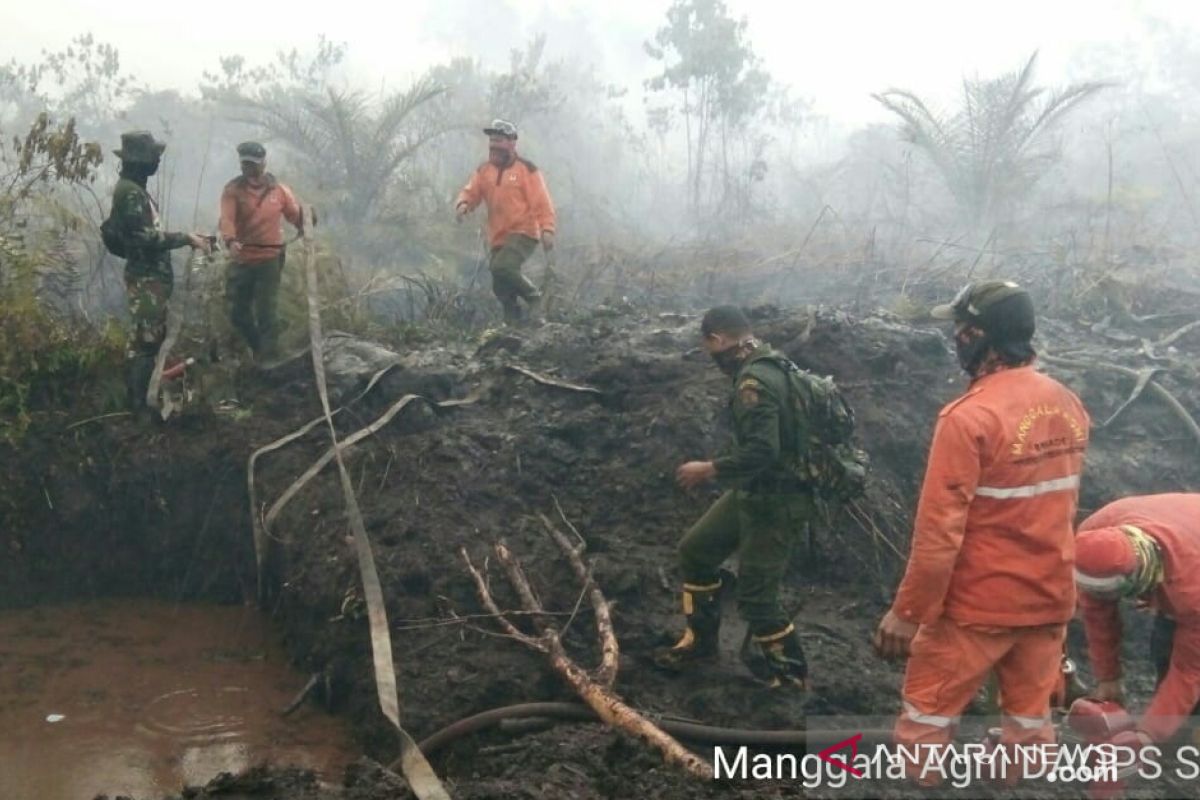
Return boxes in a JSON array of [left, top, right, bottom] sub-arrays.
[[100, 207, 126, 259], [751, 353, 870, 502]]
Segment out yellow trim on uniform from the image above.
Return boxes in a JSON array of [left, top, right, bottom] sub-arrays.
[[681, 581, 721, 615], [752, 622, 796, 644], [671, 628, 696, 651]]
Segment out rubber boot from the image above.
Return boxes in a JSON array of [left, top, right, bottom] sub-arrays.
[[653, 581, 722, 672], [125, 353, 156, 423], [742, 623, 808, 689], [499, 295, 523, 326], [525, 292, 545, 327], [1051, 655, 1088, 711]]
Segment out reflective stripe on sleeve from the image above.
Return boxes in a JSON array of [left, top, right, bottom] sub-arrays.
[[1075, 570, 1126, 593], [975, 475, 1080, 500]]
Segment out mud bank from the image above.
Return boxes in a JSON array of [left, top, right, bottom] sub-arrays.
[[3, 302, 1199, 799]]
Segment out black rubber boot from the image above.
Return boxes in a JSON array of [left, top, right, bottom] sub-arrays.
[[653, 581, 722, 672], [499, 295, 522, 326], [525, 292, 545, 327], [125, 353, 156, 422], [742, 623, 808, 689]]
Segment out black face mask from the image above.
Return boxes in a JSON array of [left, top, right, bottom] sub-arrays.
[[954, 327, 990, 375], [711, 345, 744, 376], [123, 159, 161, 181]]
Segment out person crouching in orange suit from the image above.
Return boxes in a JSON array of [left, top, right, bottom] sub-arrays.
[[873, 281, 1090, 783], [1075, 493, 1200, 753]]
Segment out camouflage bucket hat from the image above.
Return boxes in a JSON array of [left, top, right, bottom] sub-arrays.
[[114, 130, 166, 163], [483, 118, 518, 139]]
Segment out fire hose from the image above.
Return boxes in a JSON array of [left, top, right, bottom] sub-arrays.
[[297, 211, 451, 799], [394, 701, 892, 767]]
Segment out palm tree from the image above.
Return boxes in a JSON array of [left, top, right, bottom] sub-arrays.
[[246, 78, 449, 226], [874, 52, 1111, 231]]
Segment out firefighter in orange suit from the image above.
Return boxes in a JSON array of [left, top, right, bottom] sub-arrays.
[[1075, 494, 1200, 749], [873, 281, 1090, 780], [455, 119, 556, 325]]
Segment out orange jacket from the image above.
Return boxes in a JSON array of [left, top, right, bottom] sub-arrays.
[[1079, 494, 1200, 743], [219, 175, 303, 265], [456, 158, 555, 249], [892, 365, 1089, 627]]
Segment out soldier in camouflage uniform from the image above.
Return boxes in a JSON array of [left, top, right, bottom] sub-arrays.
[[655, 305, 812, 689], [109, 131, 209, 415]]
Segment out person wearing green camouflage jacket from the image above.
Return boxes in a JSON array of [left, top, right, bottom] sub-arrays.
[[109, 131, 209, 415], [654, 305, 813, 690]]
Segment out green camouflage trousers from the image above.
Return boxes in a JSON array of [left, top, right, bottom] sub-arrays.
[[678, 490, 814, 635], [124, 269, 173, 355], [226, 253, 284, 356], [489, 234, 541, 315]]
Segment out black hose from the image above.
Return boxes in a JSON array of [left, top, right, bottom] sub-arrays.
[[400, 701, 891, 768]]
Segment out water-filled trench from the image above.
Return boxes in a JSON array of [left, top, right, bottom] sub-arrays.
[[0, 599, 357, 799]]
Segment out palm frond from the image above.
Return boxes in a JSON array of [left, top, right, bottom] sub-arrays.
[[876, 52, 1110, 227]]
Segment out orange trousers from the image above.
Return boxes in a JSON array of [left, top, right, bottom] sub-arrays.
[[895, 617, 1065, 754]]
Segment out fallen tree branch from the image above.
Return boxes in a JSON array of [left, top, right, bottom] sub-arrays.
[[461, 547, 544, 648], [538, 513, 618, 689], [1096, 367, 1163, 429], [506, 365, 602, 395], [1041, 354, 1200, 447], [454, 536, 712, 779], [281, 672, 322, 717], [1157, 319, 1200, 348]]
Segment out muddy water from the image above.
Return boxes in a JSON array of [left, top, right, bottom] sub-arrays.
[[0, 600, 357, 800]]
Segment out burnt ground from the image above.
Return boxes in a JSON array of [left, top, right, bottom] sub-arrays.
[[4, 299, 1200, 800]]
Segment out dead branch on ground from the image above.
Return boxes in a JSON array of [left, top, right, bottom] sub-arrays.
[[506, 365, 603, 395], [459, 526, 711, 779], [1157, 319, 1200, 348], [1041, 354, 1200, 448]]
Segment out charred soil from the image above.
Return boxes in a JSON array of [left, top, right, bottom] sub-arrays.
[[4, 301, 1200, 800]]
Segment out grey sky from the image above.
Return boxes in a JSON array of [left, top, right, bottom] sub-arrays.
[[3, 0, 1196, 126]]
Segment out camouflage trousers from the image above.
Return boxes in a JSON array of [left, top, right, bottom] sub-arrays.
[[489, 234, 541, 320], [124, 268, 174, 356], [678, 490, 814, 635]]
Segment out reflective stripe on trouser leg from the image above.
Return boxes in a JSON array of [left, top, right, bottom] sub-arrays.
[[894, 618, 1006, 749], [751, 622, 796, 644], [902, 700, 959, 728], [1005, 713, 1050, 729], [995, 623, 1065, 747]]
